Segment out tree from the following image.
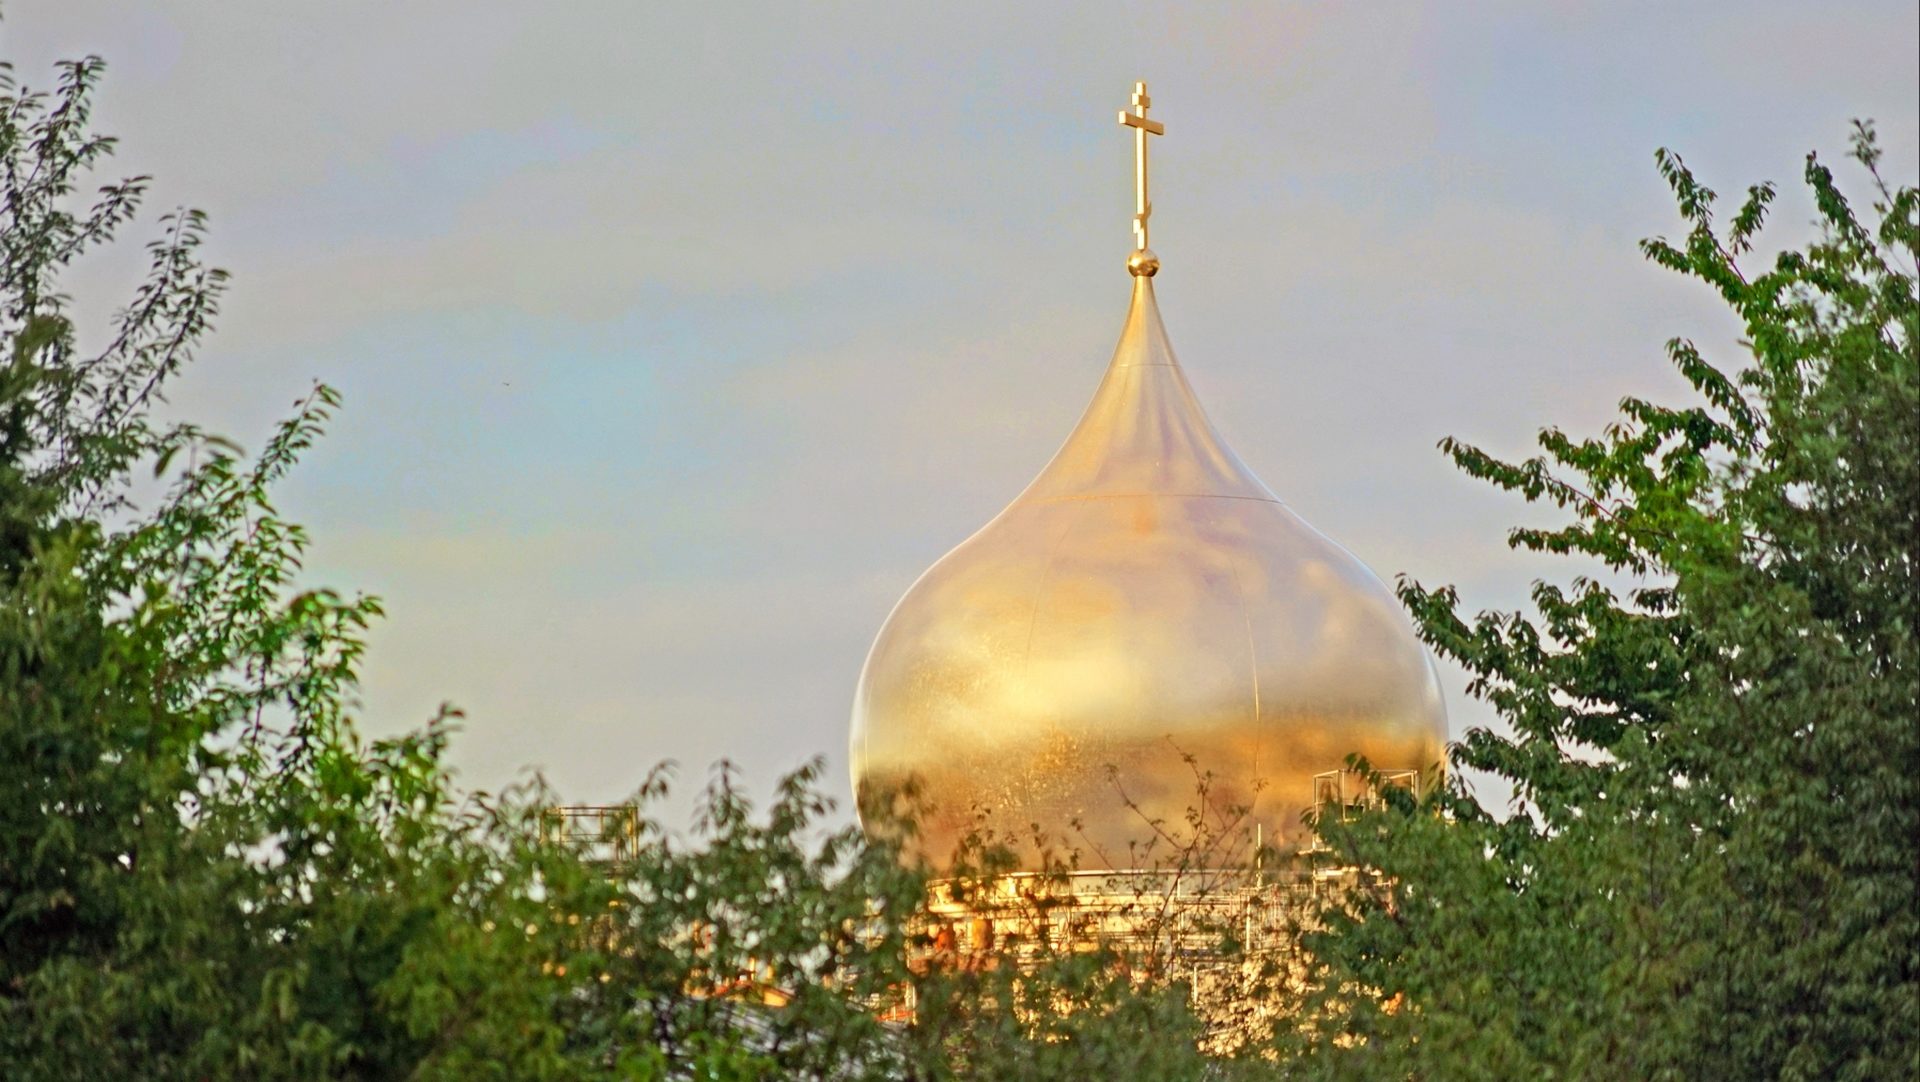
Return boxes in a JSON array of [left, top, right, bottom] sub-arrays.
[[1289, 124, 1918, 1080]]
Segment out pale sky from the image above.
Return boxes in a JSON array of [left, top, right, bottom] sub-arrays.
[[8, 2, 1916, 817]]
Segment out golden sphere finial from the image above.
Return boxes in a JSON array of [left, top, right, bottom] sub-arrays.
[[1127, 248, 1160, 277]]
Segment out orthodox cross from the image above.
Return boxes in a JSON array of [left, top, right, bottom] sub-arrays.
[[1117, 81, 1164, 252]]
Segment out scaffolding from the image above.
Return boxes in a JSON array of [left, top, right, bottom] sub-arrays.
[[542, 804, 643, 865], [1301, 767, 1421, 857]]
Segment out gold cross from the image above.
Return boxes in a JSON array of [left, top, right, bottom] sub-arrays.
[[1117, 81, 1164, 252]]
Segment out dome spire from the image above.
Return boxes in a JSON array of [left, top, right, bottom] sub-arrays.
[[1118, 80, 1164, 277]]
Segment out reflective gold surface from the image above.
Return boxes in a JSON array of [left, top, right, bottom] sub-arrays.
[[851, 277, 1447, 869]]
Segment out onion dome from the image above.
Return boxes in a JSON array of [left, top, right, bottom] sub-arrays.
[[849, 85, 1445, 871]]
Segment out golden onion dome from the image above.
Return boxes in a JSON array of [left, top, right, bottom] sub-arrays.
[[850, 272, 1447, 870]]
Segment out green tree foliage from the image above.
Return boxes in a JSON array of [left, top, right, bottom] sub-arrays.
[[1291, 125, 1917, 1079]]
